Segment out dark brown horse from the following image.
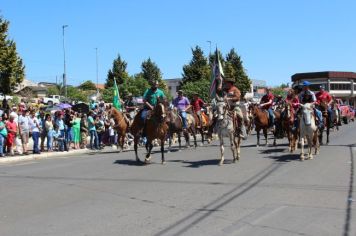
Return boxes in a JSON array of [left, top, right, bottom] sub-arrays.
[[166, 108, 197, 150], [249, 104, 274, 147], [317, 101, 331, 145], [192, 110, 212, 145], [282, 102, 298, 152], [131, 101, 169, 164], [109, 108, 128, 152]]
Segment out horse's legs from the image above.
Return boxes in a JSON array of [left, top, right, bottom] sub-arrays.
[[134, 136, 141, 163], [326, 122, 330, 144], [314, 130, 320, 155], [264, 128, 269, 146], [145, 142, 153, 163], [256, 129, 260, 147], [191, 128, 197, 148], [168, 131, 172, 152], [300, 136, 305, 160], [219, 134, 224, 166], [160, 138, 165, 164], [234, 136, 241, 162], [307, 135, 313, 160], [200, 129, 205, 146], [178, 132, 182, 150], [229, 132, 236, 162]]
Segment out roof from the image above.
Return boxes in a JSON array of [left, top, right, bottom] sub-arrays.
[[291, 71, 356, 82], [96, 84, 105, 89], [16, 86, 48, 93]]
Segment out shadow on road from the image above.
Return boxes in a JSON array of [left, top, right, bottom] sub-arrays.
[[113, 159, 145, 166], [182, 159, 235, 168]]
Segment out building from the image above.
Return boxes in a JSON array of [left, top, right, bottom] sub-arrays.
[[15, 86, 48, 98], [291, 71, 356, 106], [165, 78, 181, 98], [252, 79, 267, 99]]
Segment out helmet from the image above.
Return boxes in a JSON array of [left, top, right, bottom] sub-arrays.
[[302, 81, 311, 86]]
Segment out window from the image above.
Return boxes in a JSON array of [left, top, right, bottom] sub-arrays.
[[330, 83, 351, 90]]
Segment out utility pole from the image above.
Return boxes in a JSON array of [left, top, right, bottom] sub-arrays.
[[95, 47, 99, 94], [62, 25, 68, 99]]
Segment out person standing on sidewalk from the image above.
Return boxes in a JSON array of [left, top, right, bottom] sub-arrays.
[[55, 112, 67, 152], [29, 111, 41, 154], [5, 114, 16, 156], [64, 109, 74, 150], [72, 112, 81, 150], [18, 109, 30, 155], [45, 114, 54, 151], [0, 114, 7, 157], [88, 111, 98, 150], [38, 111, 47, 152], [80, 114, 88, 149]]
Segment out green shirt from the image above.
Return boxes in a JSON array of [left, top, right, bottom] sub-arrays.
[[0, 121, 7, 137], [143, 88, 165, 107], [87, 116, 96, 131]]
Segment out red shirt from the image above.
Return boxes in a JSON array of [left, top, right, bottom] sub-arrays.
[[286, 96, 300, 110], [6, 120, 17, 134], [261, 93, 274, 109], [191, 98, 205, 112], [316, 91, 332, 104]]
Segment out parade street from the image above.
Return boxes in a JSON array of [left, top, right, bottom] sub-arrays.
[[0, 124, 355, 236]]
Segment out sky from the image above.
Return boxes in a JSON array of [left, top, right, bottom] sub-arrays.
[[1, 0, 356, 86]]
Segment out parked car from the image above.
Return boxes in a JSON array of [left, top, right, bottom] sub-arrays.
[[42, 95, 63, 105], [335, 98, 352, 124], [0, 93, 13, 101]]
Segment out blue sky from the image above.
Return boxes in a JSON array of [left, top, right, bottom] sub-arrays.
[[1, 0, 356, 86]]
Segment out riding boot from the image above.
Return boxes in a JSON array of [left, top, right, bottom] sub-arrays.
[[240, 124, 247, 140]]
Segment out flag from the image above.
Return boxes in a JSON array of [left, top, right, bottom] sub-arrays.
[[209, 47, 224, 99], [113, 79, 122, 110]]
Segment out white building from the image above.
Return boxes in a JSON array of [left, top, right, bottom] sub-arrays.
[[165, 78, 181, 98]]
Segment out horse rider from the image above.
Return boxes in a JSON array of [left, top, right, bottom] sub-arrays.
[[298, 81, 323, 129], [123, 93, 137, 124], [223, 77, 247, 139], [259, 87, 275, 130], [191, 92, 206, 128], [315, 85, 333, 125], [141, 80, 165, 122], [173, 90, 191, 131], [285, 88, 300, 131]]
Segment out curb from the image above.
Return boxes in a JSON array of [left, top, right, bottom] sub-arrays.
[[0, 148, 92, 164]]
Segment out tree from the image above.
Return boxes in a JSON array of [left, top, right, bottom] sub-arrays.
[[105, 54, 129, 88], [67, 86, 89, 102], [141, 58, 169, 97], [225, 48, 251, 96], [101, 87, 114, 103], [181, 46, 210, 85], [0, 16, 25, 94], [180, 79, 211, 102], [271, 87, 286, 97], [78, 80, 96, 91]]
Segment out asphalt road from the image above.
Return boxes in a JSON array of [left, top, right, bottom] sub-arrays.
[[0, 122, 355, 236]]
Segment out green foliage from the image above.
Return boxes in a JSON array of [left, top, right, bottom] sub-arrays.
[[102, 87, 114, 103], [180, 79, 211, 102], [225, 48, 251, 96], [0, 16, 25, 94], [47, 86, 60, 96], [181, 46, 210, 84], [105, 54, 129, 88], [141, 58, 170, 98], [67, 86, 89, 102], [78, 80, 96, 91], [280, 83, 289, 89], [271, 87, 286, 97], [11, 95, 20, 106]]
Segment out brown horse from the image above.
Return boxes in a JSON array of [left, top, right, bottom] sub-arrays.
[[192, 110, 212, 145], [166, 108, 197, 150], [131, 101, 169, 164], [282, 102, 298, 152], [109, 108, 128, 152], [317, 101, 333, 145], [249, 104, 274, 147]]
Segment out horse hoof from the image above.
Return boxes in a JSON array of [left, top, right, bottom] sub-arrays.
[[256, 145, 259, 147], [300, 155, 304, 161], [309, 155, 314, 160], [161, 161, 166, 165], [219, 161, 224, 166]]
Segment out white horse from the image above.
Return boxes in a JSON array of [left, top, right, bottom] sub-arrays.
[[214, 101, 241, 165], [299, 103, 320, 160]]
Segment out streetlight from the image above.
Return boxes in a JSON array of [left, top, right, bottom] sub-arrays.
[[95, 48, 99, 94], [62, 25, 68, 99]]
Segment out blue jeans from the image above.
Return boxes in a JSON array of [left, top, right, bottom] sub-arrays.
[[315, 108, 323, 124], [66, 127, 73, 143], [90, 130, 99, 149], [267, 108, 274, 127], [59, 130, 67, 151], [141, 109, 149, 121], [47, 130, 53, 150], [180, 111, 188, 128], [0, 134, 5, 155], [32, 131, 40, 153]]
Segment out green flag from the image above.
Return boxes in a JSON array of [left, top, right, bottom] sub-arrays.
[[113, 79, 122, 110]]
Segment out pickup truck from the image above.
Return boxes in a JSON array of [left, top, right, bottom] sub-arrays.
[[334, 98, 351, 124], [42, 95, 62, 105], [0, 93, 13, 101]]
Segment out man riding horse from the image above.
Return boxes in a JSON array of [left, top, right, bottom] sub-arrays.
[[191, 92, 206, 128], [298, 81, 323, 129], [315, 85, 333, 126], [222, 77, 247, 140], [259, 87, 275, 131], [172, 90, 191, 131]]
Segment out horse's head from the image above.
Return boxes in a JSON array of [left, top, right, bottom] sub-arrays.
[[154, 100, 167, 122], [300, 103, 314, 126], [216, 101, 228, 120]]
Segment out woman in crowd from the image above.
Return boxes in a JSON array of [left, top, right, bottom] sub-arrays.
[[72, 112, 81, 150], [6, 114, 17, 156], [80, 114, 88, 149], [0, 114, 7, 157], [45, 114, 54, 151], [29, 110, 41, 154]]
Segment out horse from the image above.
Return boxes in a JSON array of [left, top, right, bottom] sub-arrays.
[[317, 101, 331, 145], [249, 104, 275, 147], [282, 102, 298, 152], [166, 107, 197, 151], [214, 101, 241, 165], [299, 103, 320, 160], [131, 101, 169, 164], [109, 108, 128, 152], [191, 109, 212, 145]]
